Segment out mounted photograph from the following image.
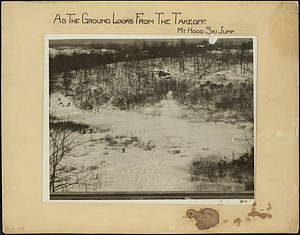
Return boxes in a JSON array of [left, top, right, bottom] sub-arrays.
[[44, 35, 256, 201]]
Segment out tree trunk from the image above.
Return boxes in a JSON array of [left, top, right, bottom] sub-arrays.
[[50, 166, 56, 192]]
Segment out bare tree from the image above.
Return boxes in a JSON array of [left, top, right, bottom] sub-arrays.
[[49, 128, 88, 192]]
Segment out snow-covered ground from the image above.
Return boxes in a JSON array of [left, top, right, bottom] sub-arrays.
[[50, 93, 249, 192]]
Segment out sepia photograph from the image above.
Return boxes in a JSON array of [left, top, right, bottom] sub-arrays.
[[44, 35, 256, 200]]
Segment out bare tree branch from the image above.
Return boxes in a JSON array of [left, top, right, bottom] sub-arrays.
[[49, 126, 89, 192]]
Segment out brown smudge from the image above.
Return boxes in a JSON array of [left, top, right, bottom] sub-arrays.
[[248, 203, 273, 221], [251, 202, 257, 211], [248, 211, 272, 219], [186, 208, 219, 230], [245, 216, 252, 222], [186, 209, 197, 218], [233, 218, 242, 227]]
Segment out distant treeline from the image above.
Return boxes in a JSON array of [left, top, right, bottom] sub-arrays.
[[50, 39, 253, 74]]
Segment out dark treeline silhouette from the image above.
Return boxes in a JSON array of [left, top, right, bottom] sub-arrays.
[[50, 39, 253, 74]]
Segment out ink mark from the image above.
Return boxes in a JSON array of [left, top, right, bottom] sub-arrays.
[[186, 208, 219, 230]]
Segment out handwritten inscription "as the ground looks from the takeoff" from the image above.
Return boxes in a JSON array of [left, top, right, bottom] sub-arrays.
[[52, 12, 207, 25]]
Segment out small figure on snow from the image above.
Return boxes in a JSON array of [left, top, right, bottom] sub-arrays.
[[122, 145, 126, 153]]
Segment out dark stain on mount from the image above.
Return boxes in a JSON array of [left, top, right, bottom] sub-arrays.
[[186, 208, 219, 230], [249, 202, 272, 219], [248, 211, 272, 219], [233, 218, 242, 227]]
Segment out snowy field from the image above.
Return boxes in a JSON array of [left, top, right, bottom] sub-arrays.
[[50, 93, 250, 192]]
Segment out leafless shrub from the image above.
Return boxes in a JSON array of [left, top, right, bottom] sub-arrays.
[[49, 128, 89, 192], [189, 156, 219, 182], [145, 140, 156, 151], [189, 127, 254, 190]]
